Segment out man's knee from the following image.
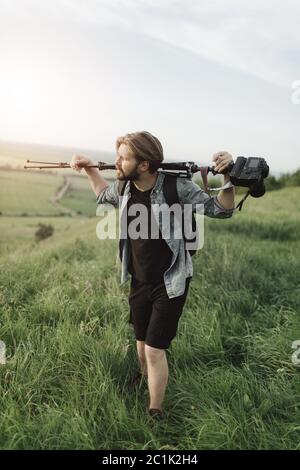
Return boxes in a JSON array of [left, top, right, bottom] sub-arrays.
[[136, 340, 146, 357], [145, 344, 165, 364]]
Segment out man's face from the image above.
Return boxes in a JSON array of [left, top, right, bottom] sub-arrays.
[[115, 143, 142, 181]]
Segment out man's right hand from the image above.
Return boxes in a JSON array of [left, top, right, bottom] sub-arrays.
[[70, 154, 93, 173], [70, 154, 108, 197]]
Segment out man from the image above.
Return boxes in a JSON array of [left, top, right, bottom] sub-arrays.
[[70, 131, 235, 420]]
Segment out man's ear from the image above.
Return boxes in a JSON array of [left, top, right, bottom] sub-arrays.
[[139, 160, 150, 173]]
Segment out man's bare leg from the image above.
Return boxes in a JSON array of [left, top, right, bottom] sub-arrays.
[[136, 340, 147, 376], [145, 345, 168, 411]]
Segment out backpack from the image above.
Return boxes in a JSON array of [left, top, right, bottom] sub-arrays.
[[117, 174, 197, 261]]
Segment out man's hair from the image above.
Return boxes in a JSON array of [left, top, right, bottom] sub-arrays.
[[115, 131, 164, 174]]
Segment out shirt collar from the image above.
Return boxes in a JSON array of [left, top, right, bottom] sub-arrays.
[[151, 171, 165, 194], [125, 171, 165, 196]]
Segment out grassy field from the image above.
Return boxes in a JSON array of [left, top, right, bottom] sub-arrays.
[[59, 176, 99, 217], [0, 178, 300, 449], [0, 168, 114, 218], [0, 169, 64, 216]]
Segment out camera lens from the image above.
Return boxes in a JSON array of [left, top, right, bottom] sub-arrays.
[[250, 181, 266, 198]]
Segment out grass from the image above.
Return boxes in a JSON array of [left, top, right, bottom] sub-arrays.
[[0, 169, 108, 218], [0, 169, 63, 216], [0, 182, 299, 449], [60, 176, 98, 217]]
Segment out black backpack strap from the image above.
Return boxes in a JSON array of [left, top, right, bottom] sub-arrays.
[[163, 173, 180, 206], [163, 173, 197, 256], [118, 180, 128, 262]]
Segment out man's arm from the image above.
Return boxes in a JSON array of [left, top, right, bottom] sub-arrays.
[[213, 152, 235, 211], [177, 178, 234, 219], [216, 173, 235, 210], [177, 151, 235, 218], [85, 166, 109, 198], [70, 154, 119, 207], [70, 154, 109, 197]]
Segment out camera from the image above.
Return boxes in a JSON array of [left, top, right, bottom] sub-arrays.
[[158, 156, 270, 211], [211, 156, 269, 197]]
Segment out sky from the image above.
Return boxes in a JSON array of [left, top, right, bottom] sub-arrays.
[[0, 0, 300, 172]]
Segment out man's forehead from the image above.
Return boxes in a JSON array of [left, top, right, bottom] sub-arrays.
[[118, 144, 133, 158]]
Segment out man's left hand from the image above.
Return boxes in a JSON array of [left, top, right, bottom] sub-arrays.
[[212, 151, 234, 173]]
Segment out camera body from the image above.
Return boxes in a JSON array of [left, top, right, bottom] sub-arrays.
[[226, 156, 269, 197]]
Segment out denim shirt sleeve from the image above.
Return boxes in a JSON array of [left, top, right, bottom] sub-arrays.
[[176, 177, 234, 219], [96, 180, 119, 208]]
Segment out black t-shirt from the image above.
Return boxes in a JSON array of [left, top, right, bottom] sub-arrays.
[[126, 181, 173, 283]]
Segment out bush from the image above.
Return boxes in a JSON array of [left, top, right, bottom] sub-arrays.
[[266, 169, 300, 191], [265, 176, 285, 191], [35, 223, 54, 242]]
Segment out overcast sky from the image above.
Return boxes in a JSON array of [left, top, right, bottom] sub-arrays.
[[0, 0, 299, 172]]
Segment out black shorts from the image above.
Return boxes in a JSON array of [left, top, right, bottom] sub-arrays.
[[128, 277, 191, 350]]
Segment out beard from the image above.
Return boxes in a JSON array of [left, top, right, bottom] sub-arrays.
[[116, 162, 140, 181]]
